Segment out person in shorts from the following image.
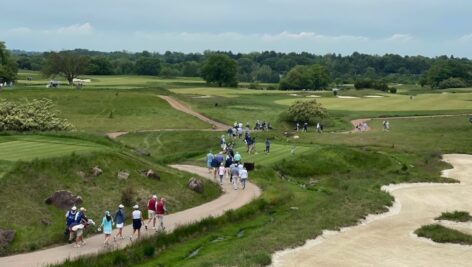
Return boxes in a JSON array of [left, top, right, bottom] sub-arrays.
[[114, 204, 125, 241], [130, 205, 143, 241], [99, 211, 114, 246], [145, 195, 158, 230], [156, 197, 167, 232]]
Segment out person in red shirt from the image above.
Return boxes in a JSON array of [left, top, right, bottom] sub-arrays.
[[156, 197, 167, 232], [145, 195, 157, 230]]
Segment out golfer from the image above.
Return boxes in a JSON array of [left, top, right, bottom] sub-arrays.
[[130, 205, 143, 241], [114, 204, 125, 241]]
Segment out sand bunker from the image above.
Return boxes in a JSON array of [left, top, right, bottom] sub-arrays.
[[192, 95, 212, 98], [272, 154, 472, 267], [306, 95, 321, 98], [365, 95, 384, 98], [337, 96, 359, 99]]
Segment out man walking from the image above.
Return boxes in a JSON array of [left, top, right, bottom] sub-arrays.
[[156, 197, 167, 232], [239, 167, 249, 190], [264, 138, 271, 154], [145, 195, 158, 230]]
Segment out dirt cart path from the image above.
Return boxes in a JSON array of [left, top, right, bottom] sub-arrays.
[[0, 165, 261, 267]]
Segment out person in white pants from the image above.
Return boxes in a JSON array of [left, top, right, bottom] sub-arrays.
[[239, 167, 248, 190]]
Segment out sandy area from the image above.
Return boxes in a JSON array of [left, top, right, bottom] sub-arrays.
[[0, 165, 261, 267], [365, 95, 384, 98], [337, 96, 359, 99], [272, 154, 472, 267], [306, 95, 321, 98]]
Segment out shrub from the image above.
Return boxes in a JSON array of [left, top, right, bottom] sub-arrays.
[[437, 77, 467, 89], [286, 99, 327, 125], [121, 186, 136, 207], [142, 244, 155, 257], [436, 211, 471, 222], [389, 87, 397, 94], [415, 224, 472, 245], [0, 98, 73, 131], [354, 79, 389, 91]]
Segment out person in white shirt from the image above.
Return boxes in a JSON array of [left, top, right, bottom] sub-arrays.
[[130, 205, 143, 241], [239, 167, 248, 189]]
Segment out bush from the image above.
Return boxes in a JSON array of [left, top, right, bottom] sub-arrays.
[[415, 224, 472, 245], [389, 87, 397, 94], [0, 98, 73, 131], [437, 77, 467, 89], [286, 99, 327, 125], [436, 211, 471, 222], [354, 80, 389, 91], [121, 186, 136, 207]]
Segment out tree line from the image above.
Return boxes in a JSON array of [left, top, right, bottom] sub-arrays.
[[4, 42, 472, 90]]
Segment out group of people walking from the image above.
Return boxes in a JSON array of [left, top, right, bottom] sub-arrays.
[[296, 122, 324, 133], [207, 150, 249, 190], [64, 195, 167, 248]]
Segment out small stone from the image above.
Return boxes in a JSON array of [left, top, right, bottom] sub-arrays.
[[117, 171, 130, 180], [92, 166, 103, 177], [41, 218, 52, 226], [146, 169, 160, 180], [0, 229, 15, 249], [45, 190, 83, 210], [135, 148, 151, 157], [187, 177, 204, 193]]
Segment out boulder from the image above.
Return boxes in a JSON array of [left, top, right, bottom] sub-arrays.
[[117, 171, 130, 180], [91, 166, 103, 177], [188, 177, 204, 193], [135, 148, 151, 157], [0, 229, 15, 249], [45, 190, 83, 210], [146, 169, 160, 180], [41, 218, 52, 226]]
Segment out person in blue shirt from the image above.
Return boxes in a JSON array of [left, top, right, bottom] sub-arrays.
[[264, 138, 271, 154], [206, 151, 214, 173], [99, 211, 114, 246], [114, 204, 126, 241]]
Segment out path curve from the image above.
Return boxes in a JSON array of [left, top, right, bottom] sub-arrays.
[[349, 113, 471, 133], [0, 165, 261, 267], [105, 95, 231, 139], [272, 154, 472, 267]]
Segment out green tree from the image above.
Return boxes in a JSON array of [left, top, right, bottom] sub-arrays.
[[87, 56, 113, 75], [287, 99, 327, 124], [252, 65, 279, 83], [181, 61, 200, 77], [135, 57, 161, 76], [0, 41, 18, 83], [279, 64, 330, 90], [201, 54, 238, 87], [426, 60, 472, 88], [160, 66, 181, 78], [42, 51, 89, 85]]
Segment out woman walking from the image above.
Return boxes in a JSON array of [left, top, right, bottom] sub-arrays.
[[113, 204, 125, 241], [98, 211, 114, 246], [130, 205, 143, 241]]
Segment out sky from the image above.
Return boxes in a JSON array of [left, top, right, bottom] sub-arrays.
[[1, 0, 472, 57]]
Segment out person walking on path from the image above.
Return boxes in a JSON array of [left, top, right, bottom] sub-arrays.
[[218, 163, 226, 184], [65, 206, 78, 240], [145, 195, 158, 230], [220, 135, 226, 151], [98, 211, 114, 246], [156, 197, 167, 232], [239, 167, 249, 190], [264, 138, 271, 154], [113, 204, 125, 241], [130, 205, 143, 241], [234, 151, 241, 164], [206, 151, 214, 173], [316, 122, 322, 133], [303, 122, 308, 132], [296, 122, 300, 132], [230, 163, 239, 190]]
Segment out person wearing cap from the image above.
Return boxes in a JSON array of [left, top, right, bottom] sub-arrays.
[[98, 211, 114, 246], [156, 197, 167, 232], [145, 195, 158, 230], [130, 204, 143, 241], [65, 206, 77, 241], [75, 207, 88, 225], [114, 204, 126, 241]]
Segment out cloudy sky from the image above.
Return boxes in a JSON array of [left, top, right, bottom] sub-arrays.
[[2, 0, 472, 57]]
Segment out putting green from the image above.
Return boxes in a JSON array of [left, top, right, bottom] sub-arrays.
[[275, 93, 472, 111], [169, 87, 299, 98], [0, 135, 107, 162]]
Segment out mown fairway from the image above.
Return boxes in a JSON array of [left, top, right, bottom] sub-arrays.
[[0, 135, 106, 161]]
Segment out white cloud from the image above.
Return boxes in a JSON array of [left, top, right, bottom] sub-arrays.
[[459, 34, 472, 42], [7, 27, 32, 35], [385, 34, 413, 43], [56, 23, 93, 34]]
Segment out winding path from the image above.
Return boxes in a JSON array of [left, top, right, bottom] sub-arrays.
[[272, 154, 472, 267], [0, 165, 261, 267], [106, 95, 230, 139]]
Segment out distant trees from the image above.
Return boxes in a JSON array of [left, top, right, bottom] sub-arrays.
[[0, 42, 18, 83], [134, 57, 161, 76], [42, 51, 89, 85], [87, 56, 113, 75], [354, 80, 389, 91], [279, 64, 330, 90], [424, 60, 472, 89], [201, 54, 238, 87]]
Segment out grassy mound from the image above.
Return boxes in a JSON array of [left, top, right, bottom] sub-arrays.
[[415, 224, 472, 245], [0, 143, 220, 255], [436, 211, 472, 222]]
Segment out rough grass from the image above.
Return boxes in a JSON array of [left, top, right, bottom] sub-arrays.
[[0, 148, 220, 255], [415, 224, 472, 245], [436, 211, 472, 222], [0, 89, 210, 133]]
